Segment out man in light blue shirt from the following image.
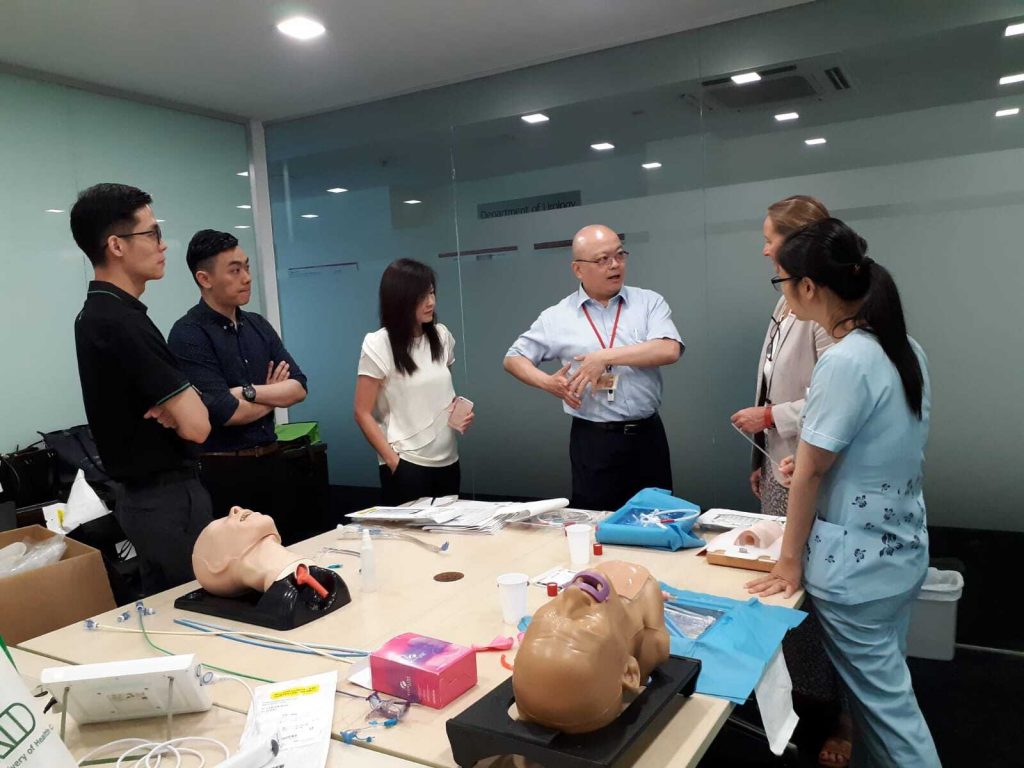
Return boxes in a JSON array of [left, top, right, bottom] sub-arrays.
[[504, 224, 684, 510]]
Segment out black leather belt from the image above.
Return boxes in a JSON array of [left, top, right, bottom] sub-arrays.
[[572, 413, 660, 435]]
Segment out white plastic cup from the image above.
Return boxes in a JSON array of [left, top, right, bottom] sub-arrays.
[[566, 523, 593, 567], [496, 572, 529, 625]]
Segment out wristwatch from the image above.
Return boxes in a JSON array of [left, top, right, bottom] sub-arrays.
[[241, 384, 257, 402]]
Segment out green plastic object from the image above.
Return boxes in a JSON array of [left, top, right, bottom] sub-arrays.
[[275, 421, 321, 444]]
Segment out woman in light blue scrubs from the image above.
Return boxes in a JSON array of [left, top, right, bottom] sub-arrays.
[[748, 218, 940, 767]]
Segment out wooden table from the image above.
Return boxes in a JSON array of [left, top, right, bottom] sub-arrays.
[[19, 523, 801, 767]]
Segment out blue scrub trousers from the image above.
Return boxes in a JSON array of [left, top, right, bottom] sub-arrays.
[[812, 585, 941, 767]]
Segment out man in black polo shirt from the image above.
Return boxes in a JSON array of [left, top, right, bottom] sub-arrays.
[[71, 183, 213, 595], [168, 230, 309, 541]]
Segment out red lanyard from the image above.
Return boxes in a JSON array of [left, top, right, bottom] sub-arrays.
[[581, 300, 623, 349]]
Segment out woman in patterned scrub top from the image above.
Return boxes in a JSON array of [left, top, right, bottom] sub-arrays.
[[748, 218, 940, 768]]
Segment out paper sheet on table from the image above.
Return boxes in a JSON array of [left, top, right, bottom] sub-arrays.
[[241, 670, 337, 768], [43, 470, 110, 533], [346, 658, 373, 691], [755, 648, 799, 756]]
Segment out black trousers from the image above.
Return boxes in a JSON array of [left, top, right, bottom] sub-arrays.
[[113, 473, 212, 596], [569, 413, 672, 512], [379, 459, 460, 506], [199, 444, 328, 545]]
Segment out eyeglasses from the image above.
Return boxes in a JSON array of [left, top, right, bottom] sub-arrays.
[[770, 275, 797, 292], [116, 224, 163, 244], [573, 249, 629, 268], [766, 315, 782, 362]]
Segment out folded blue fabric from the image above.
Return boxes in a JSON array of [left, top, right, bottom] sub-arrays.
[[662, 585, 806, 704], [595, 487, 704, 550]]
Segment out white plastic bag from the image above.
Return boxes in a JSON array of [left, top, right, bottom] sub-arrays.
[[918, 567, 964, 603], [0, 536, 67, 580]]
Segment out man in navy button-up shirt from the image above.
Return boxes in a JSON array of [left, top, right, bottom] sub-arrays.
[[169, 230, 309, 533]]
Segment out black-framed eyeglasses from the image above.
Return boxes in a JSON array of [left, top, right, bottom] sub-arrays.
[[116, 224, 163, 244], [770, 275, 796, 292], [573, 249, 629, 269], [766, 315, 782, 362]]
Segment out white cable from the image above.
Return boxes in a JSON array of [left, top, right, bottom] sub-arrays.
[[77, 736, 228, 767], [87, 622, 363, 663]]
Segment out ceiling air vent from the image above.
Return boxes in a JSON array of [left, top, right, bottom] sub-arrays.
[[824, 66, 851, 91]]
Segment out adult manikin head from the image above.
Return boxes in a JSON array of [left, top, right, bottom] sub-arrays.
[[192, 506, 305, 596], [512, 561, 669, 733]]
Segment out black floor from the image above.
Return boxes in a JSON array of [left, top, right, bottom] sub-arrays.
[[698, 646, 1023, 767]]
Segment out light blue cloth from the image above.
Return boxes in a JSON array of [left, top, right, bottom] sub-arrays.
[[596, 487, 704, 550], [814, 584, 940, 767], [800, 330, 931, 605], [661, 586, 806, 704], [505, 285, 683, 422]]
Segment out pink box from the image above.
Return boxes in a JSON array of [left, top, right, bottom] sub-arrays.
[[369, 633, 478, 708]]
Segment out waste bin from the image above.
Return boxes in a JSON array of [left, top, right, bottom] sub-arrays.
[[906, 567, 964, 661]]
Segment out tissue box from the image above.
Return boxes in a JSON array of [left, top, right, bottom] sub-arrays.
[[369, 633, 477, 708]]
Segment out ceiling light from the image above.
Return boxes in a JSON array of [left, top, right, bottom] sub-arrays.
[[327, 187, 348, 194], [236, 204, 251, 209], [996, 107, 1021, 117], [276, 16, 326, 41], [591, 142, 615, 151], [300, 214, 319, 218], [156, 219, 166, 223], [44, 208, 64, 213], [731, 72, 761, 85], [805, 137, 827, 146], [403, 200, 422, 205], [234, 225, 251, 229], [999, 73, 1024, 85], [521, 113, 549, 124], [642, 162, 662, 169], [775, 112, 799, 121], [1005, 22, 1024, 37], [237, 171, 249, 177]]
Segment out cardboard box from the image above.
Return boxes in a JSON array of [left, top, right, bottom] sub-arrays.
[[370, 632, 477, 708], [0, 525, 115, 645]]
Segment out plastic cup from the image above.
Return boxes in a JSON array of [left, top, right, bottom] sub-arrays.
[[496, 572, 529, 625], [566, 523, 593, 567]]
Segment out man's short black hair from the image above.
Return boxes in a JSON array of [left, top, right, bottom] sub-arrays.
[[70, 183, 153, 266], [186, 230, 240, 286]]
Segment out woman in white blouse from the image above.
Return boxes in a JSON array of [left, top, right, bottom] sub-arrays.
[[353, 259, 472, 505]]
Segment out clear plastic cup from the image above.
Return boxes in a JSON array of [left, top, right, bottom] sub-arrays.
[[566, 523, 593, 567], [496, 572, 529, 625]]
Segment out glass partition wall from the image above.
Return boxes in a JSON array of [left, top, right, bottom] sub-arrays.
[[267, 1, 1024, 531]]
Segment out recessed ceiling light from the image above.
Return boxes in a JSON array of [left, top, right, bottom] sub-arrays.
[[999, 73, 1024, 85], [996, 107, 1021, 117], [731, 72, 761, 85], [1006, 22, 1024, 37], [237, 171, 249, 177], [591, 142, 615, 151], [234, 225, 251, 229], [403, 199, 422, 205], [775, 112, 800, 121], [327, 187, 348, 194], [276, 16, 326, 41], [300, 214, 319, 218], [44, 208, 64, 213], [521, 113, 549, 124], [236, 204, 251, 209], [642, 162, 662, 169], [805, 137, 827, 146], [156, 219, 166, 223]]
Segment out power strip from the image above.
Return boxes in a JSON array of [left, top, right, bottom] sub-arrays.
[[40, 654, 211, 724]]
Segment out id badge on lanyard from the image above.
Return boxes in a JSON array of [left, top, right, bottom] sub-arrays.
[[582, 302, 622, 402]]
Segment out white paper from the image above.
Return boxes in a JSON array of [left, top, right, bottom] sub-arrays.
[[530, 566, 578, 589], [240, 671, 337, 768], [345, 659, 373, 691], [0, 654, 78, 767], [754, 649, 799, 756]]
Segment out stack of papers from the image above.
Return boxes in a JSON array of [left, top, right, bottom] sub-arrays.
[[349, 498, 535, 535]]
